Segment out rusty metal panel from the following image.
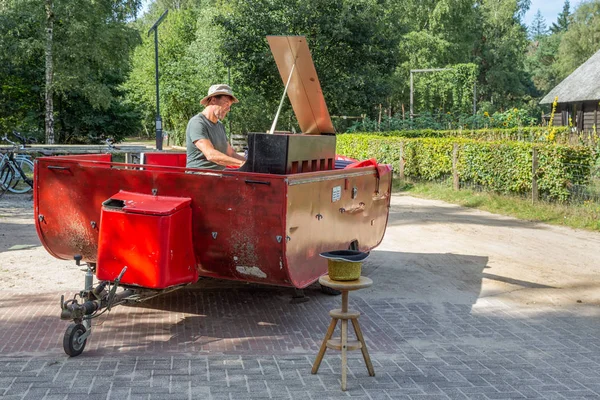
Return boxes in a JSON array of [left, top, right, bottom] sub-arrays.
[[284, 167, 392, 288], [267, 35, 335, 135]]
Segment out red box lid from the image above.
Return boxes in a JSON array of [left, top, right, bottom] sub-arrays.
[[103, 190, 192, 216]]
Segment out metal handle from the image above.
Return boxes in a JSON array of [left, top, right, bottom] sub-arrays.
[[245, 180, 271, 185], [47, 166, 70, 170], [340, 202, 366, 214]]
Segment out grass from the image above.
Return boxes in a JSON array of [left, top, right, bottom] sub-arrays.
[[393, 179, 600, 232]]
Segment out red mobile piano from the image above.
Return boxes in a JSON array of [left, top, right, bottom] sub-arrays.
[[34, 36, 393, 356]]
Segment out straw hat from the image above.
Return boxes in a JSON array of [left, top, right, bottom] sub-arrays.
[[200, 84, 239, 106]]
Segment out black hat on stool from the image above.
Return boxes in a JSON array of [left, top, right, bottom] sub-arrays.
[[319, 250, 369, 262]]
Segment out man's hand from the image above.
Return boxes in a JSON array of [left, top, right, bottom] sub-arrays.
[[226, 143, 247, 164], [195, 139, 244, 167]]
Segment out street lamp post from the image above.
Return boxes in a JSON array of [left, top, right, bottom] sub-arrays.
[[148, 9, 168, 150]]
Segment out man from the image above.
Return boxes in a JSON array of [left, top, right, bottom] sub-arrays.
[[186, 84, 246, 170]]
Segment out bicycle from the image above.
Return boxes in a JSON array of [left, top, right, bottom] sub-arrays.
[[0, 132, 35, 198]]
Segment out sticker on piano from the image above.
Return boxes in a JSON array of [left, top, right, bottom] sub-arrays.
[[332, 186, 342, 202]]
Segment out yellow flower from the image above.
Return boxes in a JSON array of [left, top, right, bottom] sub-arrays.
[[484, 111, 489, 117], [503, 122, 508, 126], [513, 108, 518, 112]]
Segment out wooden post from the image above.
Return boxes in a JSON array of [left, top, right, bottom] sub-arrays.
[[532, 147, 539, 203], [452, 143, 459, 190], [399, 141, 405, 180]]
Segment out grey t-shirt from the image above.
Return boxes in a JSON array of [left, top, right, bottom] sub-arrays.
[[186, 113, 229, 170]]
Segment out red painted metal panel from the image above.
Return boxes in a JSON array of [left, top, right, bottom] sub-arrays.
[[105, 190, 192, 215], [142, 152, 186, 167], [34, 156, 391, 289], [96, 193, 197, 289], [35, 157, 290, 286]]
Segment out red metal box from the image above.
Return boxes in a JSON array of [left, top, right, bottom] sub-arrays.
[[96, 191, 198, 289]]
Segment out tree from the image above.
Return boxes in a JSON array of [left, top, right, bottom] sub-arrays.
[[387, 0, 477, 110], [472, 0, 533, 108], [124, 2, 232, 144], [0, 0, 142, 143], [525, 32, 563, 95], [529, 9, 548, 39], [45, 0, 54, 143], [555, 0, 600, 79], [550, 0, 570, 34], [0, 0, 47, 136], [215, 0, 401, 125]]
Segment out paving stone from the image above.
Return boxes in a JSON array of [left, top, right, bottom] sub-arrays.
[[1, 281, 600, 400]]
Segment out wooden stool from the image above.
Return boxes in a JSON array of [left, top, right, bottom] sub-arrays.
[[312, 275, 375, 391]]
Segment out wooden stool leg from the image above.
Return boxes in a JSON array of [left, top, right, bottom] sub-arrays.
[[341, 319, 348, 391], [351, 318, 375, 376], [312, 318, 338, 374]]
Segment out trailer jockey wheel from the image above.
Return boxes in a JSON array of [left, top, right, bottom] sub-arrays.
[[63, 323, 87, 357]]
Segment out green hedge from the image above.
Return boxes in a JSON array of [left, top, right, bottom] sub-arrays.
[[343, 126, 584, 143], [337, 134, 595, 201]]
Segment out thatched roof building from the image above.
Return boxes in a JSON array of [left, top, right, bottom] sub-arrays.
[[541, 48, 600, 132]]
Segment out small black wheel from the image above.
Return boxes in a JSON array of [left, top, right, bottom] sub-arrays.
[[320, 284, 341, 296], [63, 323, 87, 357], [0, 165, 12, 199]]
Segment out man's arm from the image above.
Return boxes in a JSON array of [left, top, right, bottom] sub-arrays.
[[194, 139, 244, 167], [226, 143, 246, 162]]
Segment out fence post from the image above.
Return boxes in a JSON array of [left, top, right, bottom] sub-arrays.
[[452, 143, 459, 190], [399, 141, 405, 180], [532, 147, 539, 202]]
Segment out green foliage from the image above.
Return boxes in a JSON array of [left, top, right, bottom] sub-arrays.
[[0, 0, 141, 143], [348, 107, 555, 133], [345, 125, 600, 147], [473, 0, 532, 108], [0, 0, 45, 136], [525, 32, 563, 95], [336, 134, 404, 172], [2, 0, 597, 145], [481, 108, 538, 128], [391, 0, 479, 109], [410, 64, 478, 115], [555, 0, 600, 79], [215, 0, 400, 121], [459, 141, 533, 194], [529, 10, 548, 39], [124, 5, 222, 144], [337, 134, 595, 201], [550, 0, 571, 34]]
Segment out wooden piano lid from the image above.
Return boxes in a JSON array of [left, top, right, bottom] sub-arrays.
[[267, 35, 335, 135]]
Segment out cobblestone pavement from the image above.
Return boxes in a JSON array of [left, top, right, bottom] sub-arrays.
[[2, 283, 600, 399], [2, 194, 600, 399]]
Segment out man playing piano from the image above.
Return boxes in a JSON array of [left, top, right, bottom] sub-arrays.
[[186, 84, 246, 170]]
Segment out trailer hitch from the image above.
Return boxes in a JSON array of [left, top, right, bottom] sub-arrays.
[[107, 266, 127, 311], [60, 266, 128, 321], [60, 263, 132, 357], [60, 280, 108, 321]]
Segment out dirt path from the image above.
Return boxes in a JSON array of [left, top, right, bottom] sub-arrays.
[[1, 192, 600, 312]]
